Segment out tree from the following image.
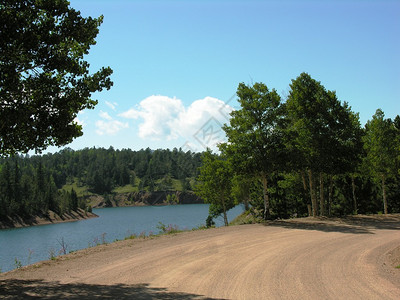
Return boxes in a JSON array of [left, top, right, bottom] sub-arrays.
[[0, 161, 12, 218], [363, 109, 399, 214], [69, 188, 78, 211], [285, 73, 362, 216], [231, 174, 254, 211], [0, 0, 113, 156], [195, 150, 234, 226], [221, 82, 286, 219]]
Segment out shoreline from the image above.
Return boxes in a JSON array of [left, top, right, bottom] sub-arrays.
[[0, 209, 98, 230]]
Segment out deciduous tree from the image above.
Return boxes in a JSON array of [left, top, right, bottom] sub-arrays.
[[363, 109, 399, 214], [195, 150, 234, 226], [0, 0, 113, 156], [286, 73, 362, 216], [221, 82, 286, 219]]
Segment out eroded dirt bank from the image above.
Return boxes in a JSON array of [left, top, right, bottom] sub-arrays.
[[0, 209, 98, 229], [1, 215, 399, 299]]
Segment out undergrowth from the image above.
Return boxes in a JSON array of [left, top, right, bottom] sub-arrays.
[[229, 210, 262, 225]]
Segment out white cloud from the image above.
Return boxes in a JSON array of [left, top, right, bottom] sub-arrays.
[[105, 101, 118, 111], [95, 119, 129, 136], [120, 95, 234, 150], [119, 95, 184, 140], [99, 111, 113, 121], [96, 111, 128, 135], [172, 96, 233, 139]]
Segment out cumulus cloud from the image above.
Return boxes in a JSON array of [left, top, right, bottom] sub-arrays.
[[172, 96, 233, 139], [119, 95, 184, 140], [120, 95, 234, 150], [99, 111, 113, 121], [95, 110, 129, 135], [105, 101, 118, 111]]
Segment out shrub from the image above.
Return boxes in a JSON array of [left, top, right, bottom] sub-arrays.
[[157, 222, 181, 234]]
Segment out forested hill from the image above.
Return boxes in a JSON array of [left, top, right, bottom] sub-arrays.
[[0, 147, 202, 221]]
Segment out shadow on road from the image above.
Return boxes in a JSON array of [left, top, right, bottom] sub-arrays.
[[0, 279, 224, 300], [263, 214, 400, 234]]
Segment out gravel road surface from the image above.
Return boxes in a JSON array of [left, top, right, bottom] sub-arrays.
[[1, 215, 399, 299]]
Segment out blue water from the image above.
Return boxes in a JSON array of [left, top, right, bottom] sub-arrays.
[[0, 204, 243, 273]]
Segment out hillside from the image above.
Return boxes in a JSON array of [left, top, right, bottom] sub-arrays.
[[0, 147, 202, 222]]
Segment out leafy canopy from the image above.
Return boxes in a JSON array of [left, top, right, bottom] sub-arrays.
[[363, 109, 399, 177], [221, 82, 286, 175], [0, 0, 113, 156], [195, 150, 234, 225], [285, 72, 362, 175]]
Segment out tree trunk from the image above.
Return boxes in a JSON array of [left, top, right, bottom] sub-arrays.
[[244, 197, 250, 211], [308, 169, 317, 217], [351, 175, 357, 215], [223, 210, 228, 226], [382, 174, 388, 215], [301, 170, 308, 191], [300, 170, 309, 215], [319, 172, 325, 216], [328, 175, 334, 217], [307, 204, 312, 217], [261, 172, 270, 220], [221, 195, 228, 226]]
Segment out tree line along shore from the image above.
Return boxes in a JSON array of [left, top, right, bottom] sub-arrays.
[[1, 76, 399, 228], [0, 148, 202, 226], [195, 74, 400, 225], [0, 2, 398, 228]]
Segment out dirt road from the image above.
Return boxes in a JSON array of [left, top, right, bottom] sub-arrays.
[[1, 215, 400, 299]]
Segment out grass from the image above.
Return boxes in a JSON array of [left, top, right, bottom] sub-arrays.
[[14, 258, 22, 269], [61, 176, 197, 195], [396, 265, 400, 269], [112, 184, 139, 193], [156, 222, 182, 234], [61, 179, 92, 197], [229, 210, 262, 225], [113, 177, 141, 193], [171, 179, 183, 191]]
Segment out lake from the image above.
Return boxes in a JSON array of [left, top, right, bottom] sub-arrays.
[[0, 204, 243, 273]]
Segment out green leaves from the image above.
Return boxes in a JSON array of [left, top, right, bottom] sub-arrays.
[[0, 0, 113, 156], [286, 72, 362, 175], [195, 150, 234, 226], [220, 82, 287, 219], [222, 82, 286, 176], [363, 109, 399, 177]]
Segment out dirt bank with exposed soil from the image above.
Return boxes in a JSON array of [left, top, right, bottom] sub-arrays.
[[0, 208, 98, 229], [86, 191, 204, 208]]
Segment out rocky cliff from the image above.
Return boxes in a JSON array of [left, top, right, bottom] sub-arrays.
[[86, 191, 204, 208]]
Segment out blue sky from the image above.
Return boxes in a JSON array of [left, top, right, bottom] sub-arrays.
[[50, 0, 400, 153]]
